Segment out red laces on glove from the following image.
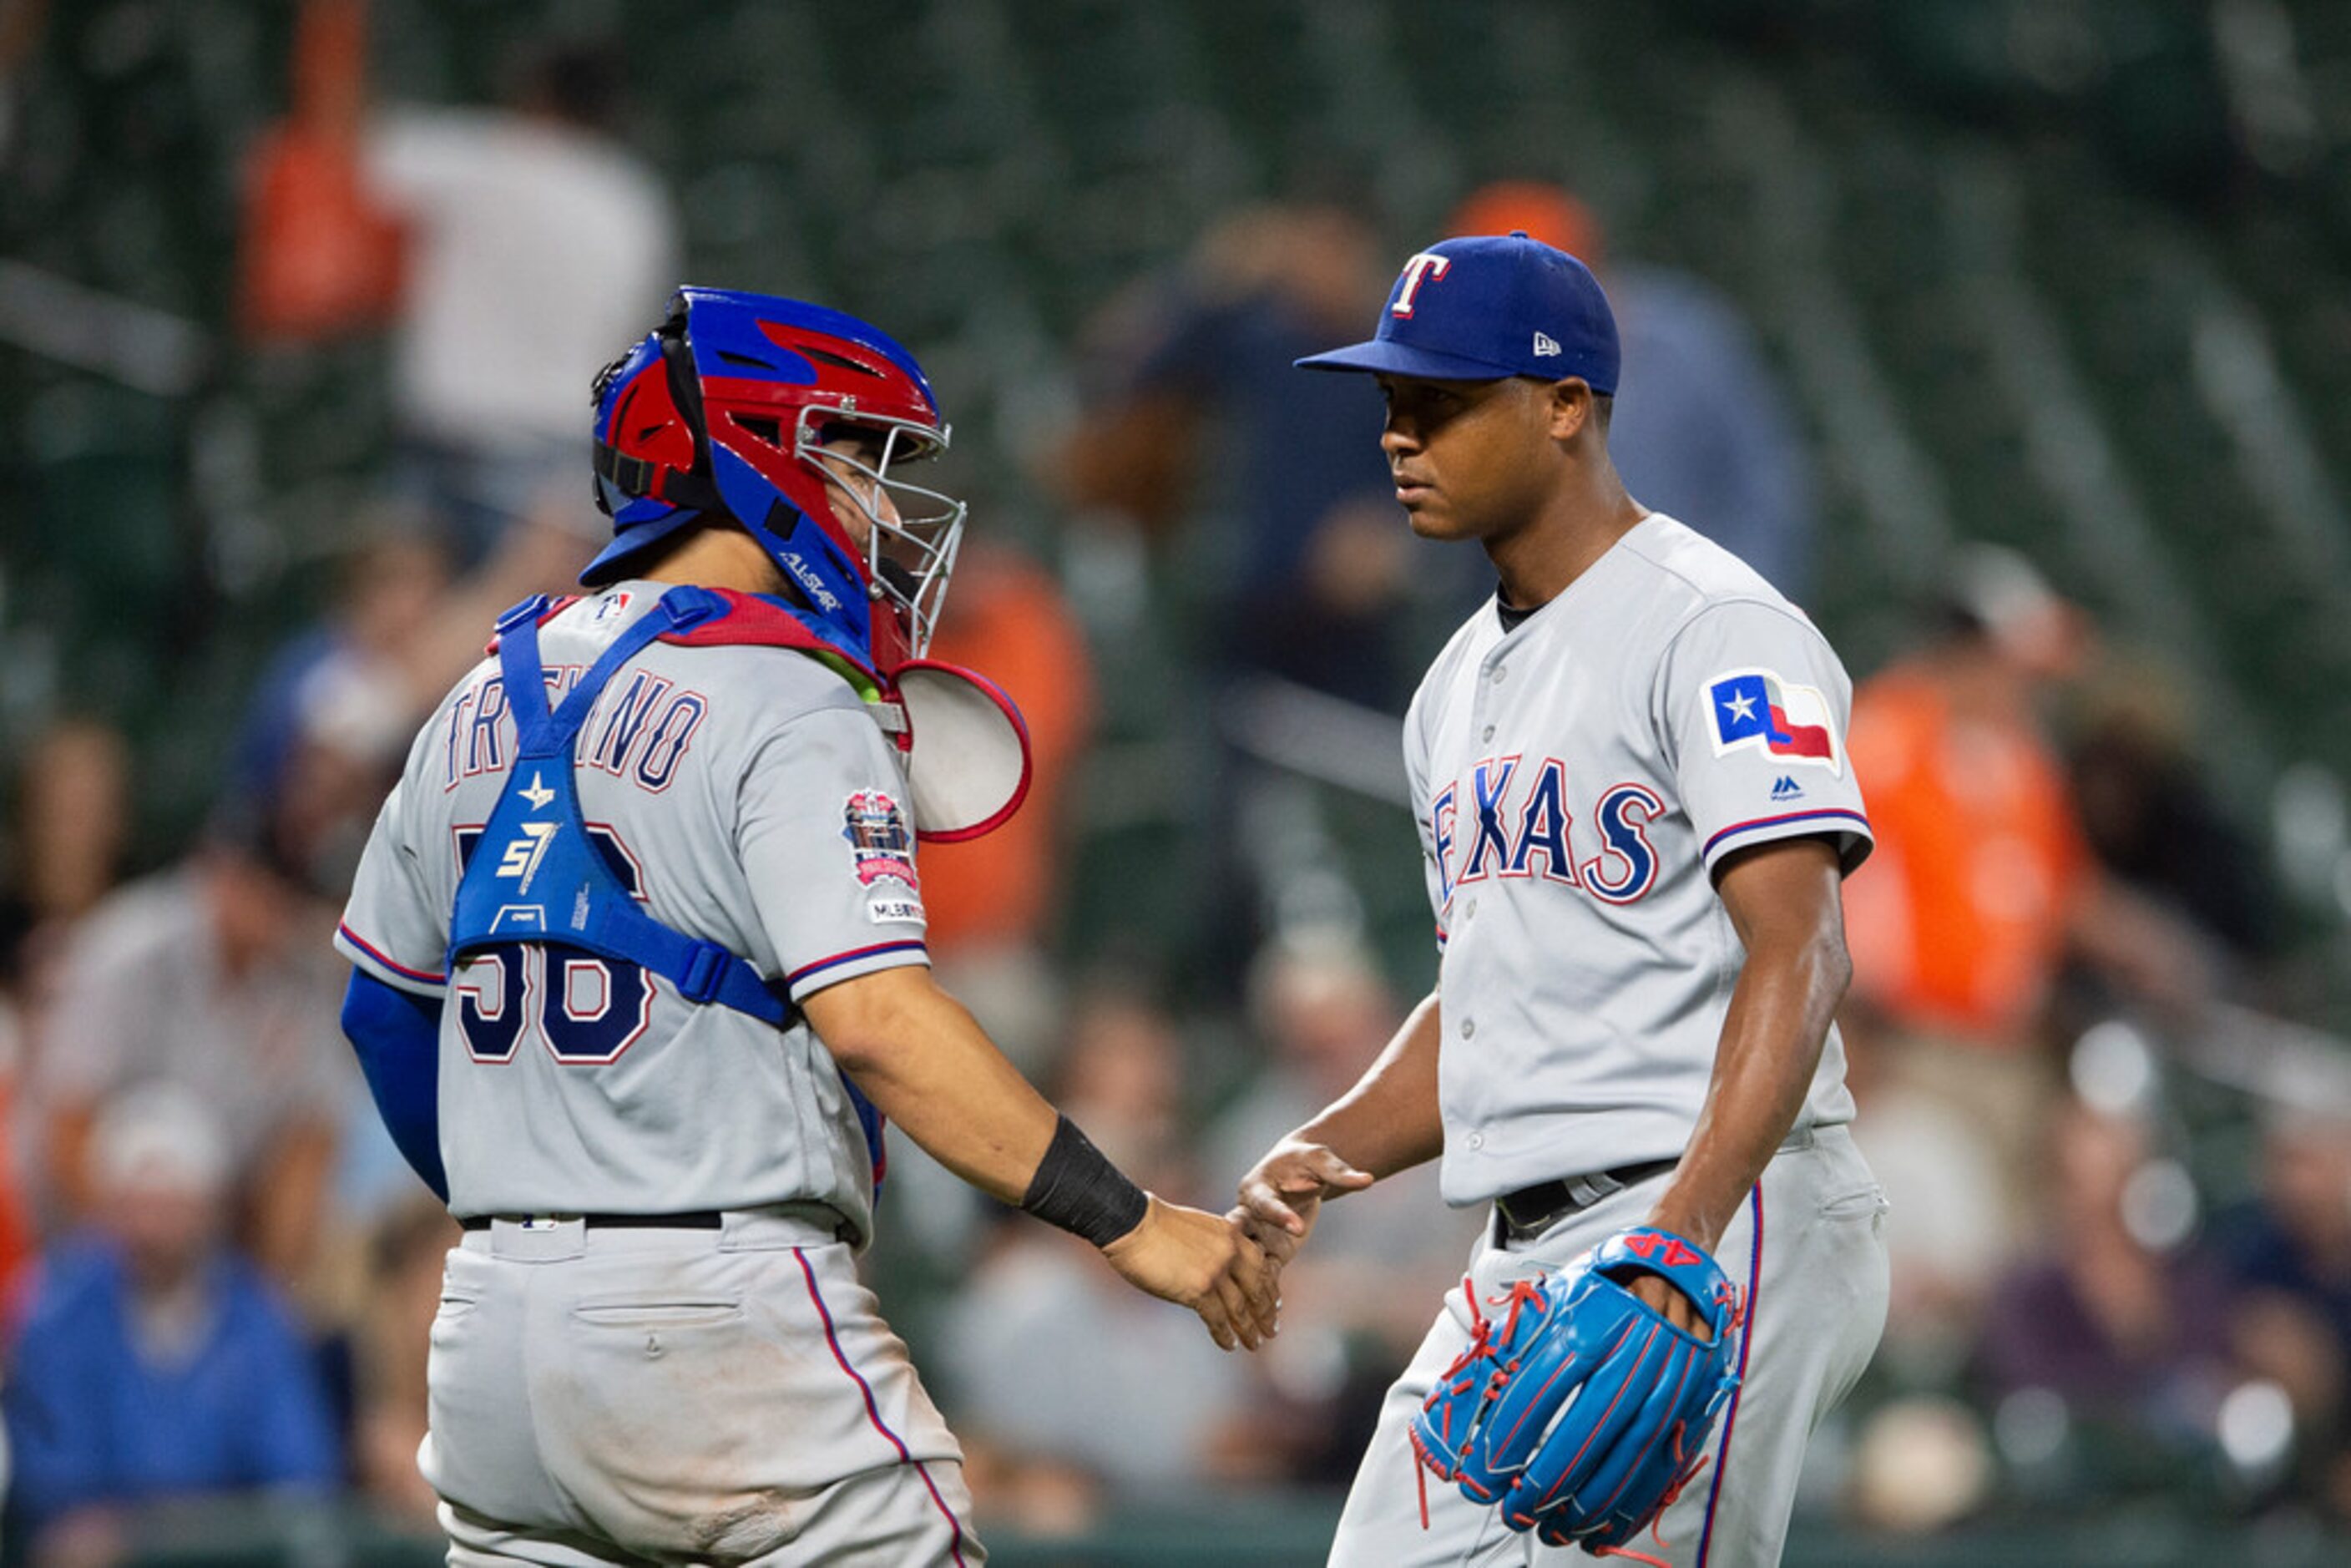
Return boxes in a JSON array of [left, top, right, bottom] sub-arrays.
[[1432, 1277, 1550, 1394], [1414, 1275, 1559, 1530]]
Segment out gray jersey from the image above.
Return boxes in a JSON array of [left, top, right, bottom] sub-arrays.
[[336, 582, 929, 1235], [1404, 515, 1872, 1206]]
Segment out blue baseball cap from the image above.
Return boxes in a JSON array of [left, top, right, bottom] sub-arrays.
[[1295, 232, 1620, 393]]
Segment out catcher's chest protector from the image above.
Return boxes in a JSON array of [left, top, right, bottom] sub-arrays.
[[447, 591, 792, 1029]]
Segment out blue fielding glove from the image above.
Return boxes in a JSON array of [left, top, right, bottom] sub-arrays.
[[1411, 1226, 1742, 1555]]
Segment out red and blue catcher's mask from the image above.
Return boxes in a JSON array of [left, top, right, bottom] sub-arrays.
[[584, 287, 965, 669]]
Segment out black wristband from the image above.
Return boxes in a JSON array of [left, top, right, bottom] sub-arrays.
[[1020, 1115, 1150, 1248]]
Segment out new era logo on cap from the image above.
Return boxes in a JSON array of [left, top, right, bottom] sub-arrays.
[[1295, 231, 1620, 390]]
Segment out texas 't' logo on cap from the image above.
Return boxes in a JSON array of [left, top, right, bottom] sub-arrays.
[[1296, 231, 1620, 392], [1391, 252, 1452, 318]]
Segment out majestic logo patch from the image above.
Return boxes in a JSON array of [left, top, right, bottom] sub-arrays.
[[1707, 670, 1842, 776], [842, 789, 919, 890], [1771, 776, 1803, 802]]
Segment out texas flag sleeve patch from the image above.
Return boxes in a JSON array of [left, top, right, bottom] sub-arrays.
[[1706, 669, 1843, 776]]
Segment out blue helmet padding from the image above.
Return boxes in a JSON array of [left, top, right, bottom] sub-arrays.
[[704, 440, 877, 655]]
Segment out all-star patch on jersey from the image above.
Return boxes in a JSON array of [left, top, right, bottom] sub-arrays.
[[842, 790, 918, 889]]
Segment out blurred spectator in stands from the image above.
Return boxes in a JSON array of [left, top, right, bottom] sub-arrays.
[[1843, 545, 2213, 1242], [2216, 1103, 2351, 1517], [3, 1084, 339, 1557], [347, 1191, 458, 1527], [1837, 1006, 2010, 1391], [255, 1, 678, 562], [0, 721, 132, 1229], [1051, 199, 1440, 990], [1202, 933, 1484, 1482], [1447, 180, 1818, 602], [2067, 653, 2285, 965], [1974, 1096, 2248, 1495], [1053, 199, 1434, 712], [28, 732, 379, 1284], [365, 29, 678, 561], [942, 990, 1253, 1517], [233, 518, 582, 923], [10, 720, 130, 933], [914, 539, 1099, 1072], [230, 530, 442, 853]]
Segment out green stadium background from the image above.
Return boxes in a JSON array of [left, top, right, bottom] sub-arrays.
[[7, 1, 2351, 1562]]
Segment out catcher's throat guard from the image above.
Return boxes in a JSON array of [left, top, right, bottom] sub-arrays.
[[882, 660, 1032, 842], [1411, 1225, 1742, 1555]]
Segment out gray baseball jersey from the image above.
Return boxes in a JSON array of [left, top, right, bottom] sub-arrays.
[[336, 582, 929, 1237], [1403, 513, 1872, 1206]]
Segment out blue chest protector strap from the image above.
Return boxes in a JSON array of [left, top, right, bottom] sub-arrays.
[[447, 589, 793, 1028]]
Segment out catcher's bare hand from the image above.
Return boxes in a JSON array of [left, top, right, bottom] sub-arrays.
[[1236, 1138, 1375, 1260], [1100, 1196, 1279, 1352]]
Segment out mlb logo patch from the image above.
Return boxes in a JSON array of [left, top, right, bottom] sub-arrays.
[[842, 789, 920, 890], [1707, 670, 1842, 776]]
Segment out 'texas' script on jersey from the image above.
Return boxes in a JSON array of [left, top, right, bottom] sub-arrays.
[[1431, 759, 1666, 907]]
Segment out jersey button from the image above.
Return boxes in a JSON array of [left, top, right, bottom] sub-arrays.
[[1491, 666, 1509, 685], [1466, 1131, 1486, 1151], [1481, 725, 1495, 742], [1464, 898, 1478, 919], [1459, 1018, 1476, 1039]]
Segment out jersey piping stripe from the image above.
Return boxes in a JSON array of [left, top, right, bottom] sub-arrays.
[[785, 939, 928, 989], [792, 1247, 973, 1565], [1700, 807, 1868, 861], [1693, 1184, 1763, 1567], [336, 923, 447, 986]]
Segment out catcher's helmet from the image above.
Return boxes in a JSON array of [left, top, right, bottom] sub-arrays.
[[584, 287, 964, 665]]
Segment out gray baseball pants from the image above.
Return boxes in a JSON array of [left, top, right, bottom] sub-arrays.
[[1329, 1125, 1888, 1566], [422, 1209, 982, 1566]]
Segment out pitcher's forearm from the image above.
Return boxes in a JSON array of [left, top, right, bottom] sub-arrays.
[[1295, 989, 1447, 1181]]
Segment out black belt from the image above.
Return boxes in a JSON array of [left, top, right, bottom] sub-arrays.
[[1494, 1157, 1679, 1238], [459, 1211, 726, 1232]]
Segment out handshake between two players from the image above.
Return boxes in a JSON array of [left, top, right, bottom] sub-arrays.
[[336, 235, 1886, 1567]]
